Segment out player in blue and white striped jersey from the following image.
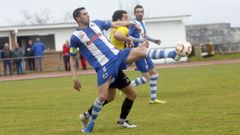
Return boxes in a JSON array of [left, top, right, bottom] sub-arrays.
[[129, 5, 178, 104], [69, 7, 182, 134]]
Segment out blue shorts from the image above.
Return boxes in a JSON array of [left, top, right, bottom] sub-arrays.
[[135, 57, 154, 73], [97, 48, 131, 86]]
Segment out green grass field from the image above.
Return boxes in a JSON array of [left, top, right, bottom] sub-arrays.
[[1, 63, 240, 135]]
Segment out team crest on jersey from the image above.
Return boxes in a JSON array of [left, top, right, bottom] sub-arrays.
[[77, 32, 85, 40]]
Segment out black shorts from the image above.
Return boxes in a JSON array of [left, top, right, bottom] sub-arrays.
[[109, 70, 131, 90]]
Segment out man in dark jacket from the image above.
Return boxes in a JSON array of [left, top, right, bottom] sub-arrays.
[[2, 43, 13, 76], [25, 39, 35, 70], [13, 43, 24, 75]]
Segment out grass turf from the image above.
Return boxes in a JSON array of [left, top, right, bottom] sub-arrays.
[[0, 63, 240, 135]]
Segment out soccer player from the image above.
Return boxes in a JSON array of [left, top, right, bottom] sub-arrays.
[[129, 5, 171, 104], [70, 7, 181, 134], [110, 10, 134, 50]]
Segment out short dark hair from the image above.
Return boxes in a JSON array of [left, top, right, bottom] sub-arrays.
[[112, 10, 127, 21], [134, 5, 144, 13], [73, 7, 85, 22]]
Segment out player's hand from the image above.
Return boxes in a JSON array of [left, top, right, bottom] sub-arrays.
[[125, 38, 134, 48], [155, 40, 161, 45], [134, 24, 142, 32], [73, 80, 81, 92], [141, 40, 149, 48]]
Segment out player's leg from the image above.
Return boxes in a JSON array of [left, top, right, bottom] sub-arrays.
[[148, 68, 166, 104], [131, 59, 149, 87], [131, 72, 149, 87], [80, 89, 114, 128], [81, 79, 111, 133], [125, 41, 179, 64], [117, 84, 137, 128]]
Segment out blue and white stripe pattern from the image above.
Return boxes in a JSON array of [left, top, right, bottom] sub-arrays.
[[90, 98, 104, 122], [150, 74, 159, 101], [146, 48, 177, 59], [69, 20, 119, 70], [131, 77, 148, 87]]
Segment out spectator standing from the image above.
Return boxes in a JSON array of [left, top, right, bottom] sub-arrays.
[[62, 40, 70, 71], [13, 43, 24, 75], [79, 54, 87, 70], [32, 38, 45, 72], [25, 39, 35, 70], [0, 46, 3, 76], [2, 43, 13, 76]]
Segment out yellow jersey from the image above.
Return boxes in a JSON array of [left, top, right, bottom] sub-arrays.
[[110, 26, 129, 50]]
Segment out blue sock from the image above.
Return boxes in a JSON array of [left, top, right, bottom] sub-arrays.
[[89, 98, 104, 123], [131, 77, 148, 87], [147, 49, 177, 59], [150, 74, 158, 100]]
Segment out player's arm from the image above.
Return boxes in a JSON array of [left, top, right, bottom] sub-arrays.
[[114, 31, 133, 47], [129, 36, 145, 43], [69, 35, 81, 92], [146, 35, 161, 45], [111, 21, 136, 28], [70, 55, 81, 91]]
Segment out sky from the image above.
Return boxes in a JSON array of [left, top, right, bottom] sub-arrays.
[[0, 0, 240, 27]]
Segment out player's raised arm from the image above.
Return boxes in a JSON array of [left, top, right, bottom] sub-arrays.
[[111, 21, 135, 28], [145, 35, 161, 45]]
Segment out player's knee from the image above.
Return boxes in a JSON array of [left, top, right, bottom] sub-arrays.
[[107, 95, 115, 102], [98, 93, 108, 102], [126, 89, 137, 100], [132, 47, 146, 57]]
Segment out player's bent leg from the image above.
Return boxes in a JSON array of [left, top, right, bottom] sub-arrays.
[[107, 88, 117, 102], [81, 80, 111, 134], [131, 72, 149, 87], [117, 85, 137, 128], [80, 89, 116, 129]]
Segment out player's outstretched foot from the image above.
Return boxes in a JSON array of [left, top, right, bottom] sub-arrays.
[[150, 99, 167, 104], [174, 55, 181, 61], [80, 113, 89, 128], [117, 120, 137, 128], [81, 121, 94, 134]]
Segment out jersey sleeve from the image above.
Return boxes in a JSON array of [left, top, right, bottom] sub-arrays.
[[69, 34, 80, 56], [94, 20, 112, 31], [128, 25, 137, 37]]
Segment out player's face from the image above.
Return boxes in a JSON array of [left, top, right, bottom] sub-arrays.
[[79, 9, 90, 25], [134, 8, 144, 21], [121, 13, 128, 21]]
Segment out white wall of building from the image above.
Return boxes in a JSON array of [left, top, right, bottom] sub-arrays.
[[146, 20, 186, 48]]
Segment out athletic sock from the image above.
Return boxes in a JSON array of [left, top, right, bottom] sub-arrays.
[[119, 98, 134, 122], [131, 77, 148, 87], [150, 74, 158, 100], [146, 48, 177, 59]]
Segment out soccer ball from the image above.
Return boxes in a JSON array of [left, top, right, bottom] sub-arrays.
[[176, 40, 192, 57]]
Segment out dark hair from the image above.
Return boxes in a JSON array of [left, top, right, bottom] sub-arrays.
[[73, 7, 85, 22], [112, 10, 127, 21], [134, 5, 144, 13]]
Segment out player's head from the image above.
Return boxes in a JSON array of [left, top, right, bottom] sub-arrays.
[[73, 7, 90, 25], [134, 5, 144, 21], [112, 10, 128, 22]]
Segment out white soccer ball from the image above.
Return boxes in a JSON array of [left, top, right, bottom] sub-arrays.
[[176, 40, 192, 57]]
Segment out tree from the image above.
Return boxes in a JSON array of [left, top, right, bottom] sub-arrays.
[[19, 9, 52, 25]]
